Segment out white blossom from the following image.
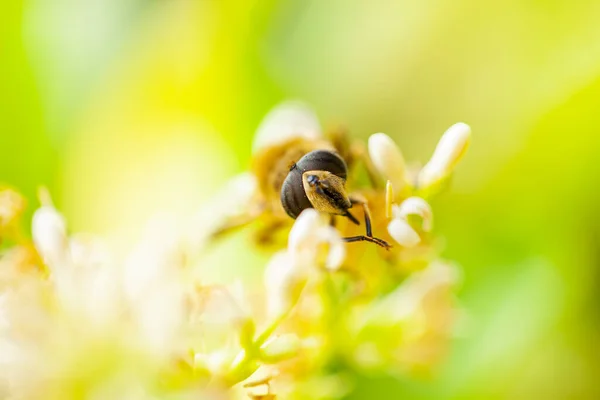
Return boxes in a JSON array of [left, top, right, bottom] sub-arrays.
[[31, 204, 68, 267], [418, 122, 471, 188], [387, 218, 421, 247], [368, 132, 408, 195], [393, 196, 433, 232], [253, 101, 322, 153]]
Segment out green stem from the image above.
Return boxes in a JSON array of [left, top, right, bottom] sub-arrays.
[[225, 309, 291, 386]]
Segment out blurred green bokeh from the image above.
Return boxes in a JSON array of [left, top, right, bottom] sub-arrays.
[[2, 0, 600, 398]]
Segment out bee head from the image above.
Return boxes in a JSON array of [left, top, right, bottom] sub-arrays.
[[280, 150, 350, 218]]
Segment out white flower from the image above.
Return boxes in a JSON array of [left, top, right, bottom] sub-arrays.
[[252, 101, 322, 153], [418, 122, 471, 188], [368, 122, 471, 193], [264, 209, 346, 318], [368, 133, 407, 195], [123, 214, 186, 355], [0, 209, 204, 398], [264, 251, 307, 319], [392, 196, 433, 232], [387, 218, 421, 248], [31, 204, 68, 267], [288, 209, 345, 270], [387, 197, 433, 247]]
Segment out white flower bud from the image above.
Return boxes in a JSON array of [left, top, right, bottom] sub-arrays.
[[253, 101, 322, 153], [368, 133, 407, 194], [393, 197, 433, 232], [288, 209, 325, 252], [31, 205, 68, 267], [322, 229, 346, 270], [288, 209, 345, 270], [418, 122, 471, 188], [387, 218, 420, 247], [264, 251, 307, 318]]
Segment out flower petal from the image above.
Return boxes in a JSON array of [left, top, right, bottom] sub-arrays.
[[31, 205, 68, 268], [418, 122, 471, 188], [368, 133, 408, 195], [288, 209, 325, 253], [387, 218, 420, 247], [252, 101, 322, 153], [264, 251, 307, 318], [393, 197, 433, 232]]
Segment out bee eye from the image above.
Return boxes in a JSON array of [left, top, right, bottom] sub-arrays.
[[280, 166, 312, 219], [280, 149, 348, 219]]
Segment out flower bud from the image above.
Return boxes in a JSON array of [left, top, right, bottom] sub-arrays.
[[32, 205, 68, 267], [387, 218, 420, 247], [264, 251, 307, 318], [253, 101, 322, 153], [322, 230, 346, 270], [288, 209, 345, 270], [368, 133, 407, 194], [288, 209, 325, 252], [418, 122, 471, 188], [393, 197, 433, 232]]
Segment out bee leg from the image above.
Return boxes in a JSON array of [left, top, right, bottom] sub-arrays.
[[343, 235, 391, 249], [344, 197, 392, 249], [209, 205, 266, 240], [210, 213, 260, 239], [343, 210, 360, 225]]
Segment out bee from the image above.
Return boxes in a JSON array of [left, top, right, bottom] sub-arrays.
[[209, 101, 389, 249], [280, 150, 389, 248]]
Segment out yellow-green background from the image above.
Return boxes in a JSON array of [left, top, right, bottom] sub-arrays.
[[2, 1, 600, 398]]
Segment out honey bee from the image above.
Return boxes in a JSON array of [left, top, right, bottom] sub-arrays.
[[210, 102, 390, 249]]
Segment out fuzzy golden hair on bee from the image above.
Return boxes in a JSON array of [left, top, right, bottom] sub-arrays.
[[251, 137, 334, 217], [302, 171, 351, 216]]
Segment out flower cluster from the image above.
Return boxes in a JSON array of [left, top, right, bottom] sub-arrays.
[[0, 102, 470, 400]]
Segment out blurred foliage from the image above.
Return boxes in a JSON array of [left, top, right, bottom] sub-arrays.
[[2, 0, 600, 398]]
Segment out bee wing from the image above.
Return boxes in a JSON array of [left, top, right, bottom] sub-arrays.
[[252, 101, 322, 153]]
